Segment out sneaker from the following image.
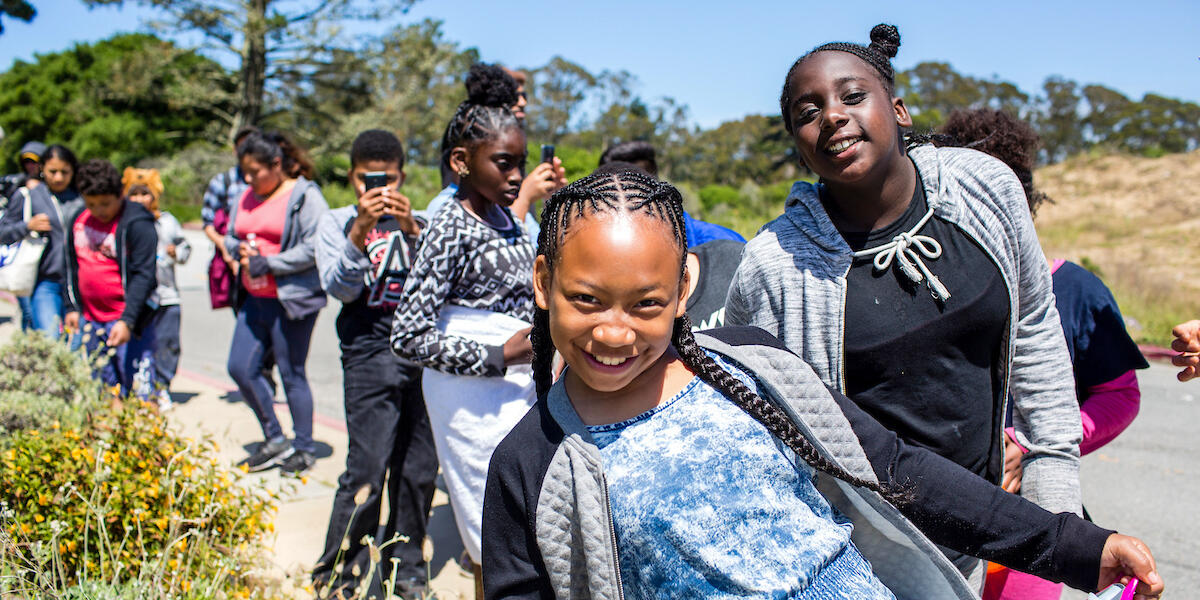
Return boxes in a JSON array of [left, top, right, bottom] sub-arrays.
[[156, 389, 173, 412], [278, 450, 315, 475], [239, 438, 293, 472]]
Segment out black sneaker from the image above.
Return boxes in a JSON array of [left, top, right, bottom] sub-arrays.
[[239, 438, 293, 472], [278, 450, 315, 475]]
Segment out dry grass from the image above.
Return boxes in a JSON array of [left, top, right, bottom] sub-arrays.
[[1035, 149, 1200, 347]]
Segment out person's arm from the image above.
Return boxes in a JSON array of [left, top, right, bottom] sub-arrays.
[[0, 191, 30, 244], [482, 441, 555, 599], [200, 172, 225, 229], [169, 215, 192, 265], [118, 216, 159, 329], [314, 208, 368, 303], [1079, 370, 1140, 455], [1000, 168, 1082, 516], [264, 186, 328, 276], [62, 214, 81, 317], [390, 218, 507, 377], [723, 252, 784, 338], [829, 387, 1109, 592]]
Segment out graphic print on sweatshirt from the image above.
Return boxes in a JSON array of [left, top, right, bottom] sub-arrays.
[[362, 226, 415, 309], [392, 201, 535, 377]]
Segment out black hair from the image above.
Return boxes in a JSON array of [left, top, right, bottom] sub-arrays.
[[598, 141, 659, 176], [440, 64, 522, 167], [233, 125, 260, 146], [75, 159, 123, 197], [42, 145, 79, 190], [532, 170, 910, 506], [591, 160, 650, 178], [937, 109, 1052, 216], [780, 23, 902, 134], [237, 131, 316, 181], [350, 129, 405, 169]]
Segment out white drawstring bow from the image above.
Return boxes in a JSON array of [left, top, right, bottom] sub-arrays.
[[851, 207, 952, 302]]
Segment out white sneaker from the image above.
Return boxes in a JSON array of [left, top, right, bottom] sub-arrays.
[[157, 389, 174, 412]]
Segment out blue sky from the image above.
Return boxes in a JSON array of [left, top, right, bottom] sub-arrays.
[[2, 0, 1198, 128]]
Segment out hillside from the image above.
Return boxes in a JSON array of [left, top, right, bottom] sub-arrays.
[[1035, 150, 1200, 346]]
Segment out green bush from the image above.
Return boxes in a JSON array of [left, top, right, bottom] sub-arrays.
[[0, 335, 281, 599], [0, 332, 98, 435], [698, 184, 741, 212]]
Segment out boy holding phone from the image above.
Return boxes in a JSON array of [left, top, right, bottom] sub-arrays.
[[312, 130, 436, 599]]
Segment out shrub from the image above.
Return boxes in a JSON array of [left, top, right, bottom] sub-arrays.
[[0, 332, 98, 435]]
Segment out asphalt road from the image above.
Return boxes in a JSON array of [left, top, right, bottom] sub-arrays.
[[175, 230, 1199, 598]]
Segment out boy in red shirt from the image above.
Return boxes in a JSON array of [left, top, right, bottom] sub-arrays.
[[64, 159, 159, 400]]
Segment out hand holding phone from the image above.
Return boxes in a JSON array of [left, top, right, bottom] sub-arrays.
[[540, 144, 555, 164], [363, 171, 389, 192]]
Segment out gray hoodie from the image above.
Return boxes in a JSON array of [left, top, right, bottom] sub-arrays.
[[224, 176, 328, 319], [725, 144, 1082, 516]]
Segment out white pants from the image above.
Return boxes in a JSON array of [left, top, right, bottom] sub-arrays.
[[422, 305, 536, 563]]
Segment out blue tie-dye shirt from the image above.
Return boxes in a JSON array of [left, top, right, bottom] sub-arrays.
[[587, 354, 895, 599]]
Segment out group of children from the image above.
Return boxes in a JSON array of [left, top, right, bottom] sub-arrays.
[[0, 145, 190, 408], [1, 22, 1168, 600]]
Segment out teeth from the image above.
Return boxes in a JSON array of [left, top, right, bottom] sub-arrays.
[[826, 137, 860, 153], [593, 354, 629, 366]]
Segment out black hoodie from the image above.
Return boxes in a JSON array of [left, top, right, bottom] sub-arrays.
[[62, 200, 158, 333]]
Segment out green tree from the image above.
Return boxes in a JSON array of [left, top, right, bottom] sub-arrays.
[[0, 0, 34, 33], [526, 56, 597, 144], [0, 33, 235, 171], [1035, 76, 1084, 162], [82, 0, 418, 136]]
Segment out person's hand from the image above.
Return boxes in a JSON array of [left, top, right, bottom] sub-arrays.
[[64, 311, 79, 332], [27, 214, 52, 233], [502, 327, 534, 366], [1001, 435, 1024, 494], [519, 158, 568, 204], [166, 244, 177, 259], [238, 241, 260, 259], [1097, 534, 1163, 599], [106, 320, 131, 347], [349, 186, 391, 249], [1170, 320, 1200, 381]]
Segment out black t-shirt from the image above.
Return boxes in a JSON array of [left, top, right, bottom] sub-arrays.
[[839, 175, 1009, 482], [336, 213, 422, 357], [1052, 261, 1149, 401], [686, 239, 745, 330]]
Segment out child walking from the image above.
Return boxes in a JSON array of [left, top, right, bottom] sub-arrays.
[[63, 159, 159, 400], [390, 85, 535, 590], [124, 167, 191, 410], [724, 25, 1083, 584], [482, 169, 1164, 600]]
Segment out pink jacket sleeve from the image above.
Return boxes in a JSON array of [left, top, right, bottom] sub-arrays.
[[1078, 369, 1141, 455]]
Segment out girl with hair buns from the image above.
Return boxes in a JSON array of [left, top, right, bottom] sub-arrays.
[[481, 169, 1163, 600], [725, 24, 1085, 588], [390, 83, 535, 590]]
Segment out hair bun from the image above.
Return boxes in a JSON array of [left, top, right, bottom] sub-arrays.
[[464, 63, 518, 108], [868, 23, 901, 59]]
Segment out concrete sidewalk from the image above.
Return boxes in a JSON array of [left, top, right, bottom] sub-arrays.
[[0, 296, 476, 599]]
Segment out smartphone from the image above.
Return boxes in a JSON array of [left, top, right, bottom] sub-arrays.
[[363, 171, 389, 191], [540, 144, 555, 164]]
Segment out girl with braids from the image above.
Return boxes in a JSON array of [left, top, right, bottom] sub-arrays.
[[390, 84, 536, 583], [481, 169, 1163, 600], [726, 24, 1084, 587]]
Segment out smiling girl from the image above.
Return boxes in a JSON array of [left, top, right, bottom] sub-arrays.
[[482, 169, 1163, 600], [724, 25, 1084, 586], [390, 87, 536, 585]]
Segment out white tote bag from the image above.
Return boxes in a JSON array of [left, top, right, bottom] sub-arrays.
[[0, 188, 48, 297]]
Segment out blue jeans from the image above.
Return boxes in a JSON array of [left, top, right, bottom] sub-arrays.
[[22, 279, 62, 337], [152, 305, 182, 385], [78, 317, 158, 400], [227, 296, 317, 454]]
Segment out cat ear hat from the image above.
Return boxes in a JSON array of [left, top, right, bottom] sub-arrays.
[[122, 167, 164, 202]]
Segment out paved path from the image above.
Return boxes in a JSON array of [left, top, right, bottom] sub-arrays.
[[19, 228, 1193, 598]]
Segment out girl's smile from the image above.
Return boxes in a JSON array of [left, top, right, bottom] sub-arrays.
[[534, 212, 693, 424]]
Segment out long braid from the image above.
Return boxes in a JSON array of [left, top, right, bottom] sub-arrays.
[[531, 169, 911, 505], [671, 315, 911, 506]]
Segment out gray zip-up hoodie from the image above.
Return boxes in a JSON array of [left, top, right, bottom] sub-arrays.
[[724, 144, 1081, 516], [224, 176, 329, 320]]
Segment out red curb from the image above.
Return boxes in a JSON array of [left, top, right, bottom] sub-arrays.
[[175, 367, 347, 433]]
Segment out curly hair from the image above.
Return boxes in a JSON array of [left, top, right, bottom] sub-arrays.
[[780, 23, 902, 134], [75, 159, 123, 197], [598, 141, 659, 176], [532, 169, 911, 507], [350, 129, 405, 169], [938, 108, 1052, 215]]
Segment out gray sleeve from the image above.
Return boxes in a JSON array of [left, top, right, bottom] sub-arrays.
[[314, 208, 368, 303], [266, 185, 329, 276], [996, 167, 1083, 516], [723, 244, 783, 338]]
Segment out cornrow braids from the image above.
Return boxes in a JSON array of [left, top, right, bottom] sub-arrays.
[[440, 102, 521, 162], [780, 23, 902, 134], [530, 169, 912, 506]]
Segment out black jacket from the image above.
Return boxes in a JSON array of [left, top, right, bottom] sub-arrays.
[[0, 185, 83, 283], [63, 201, 158, 332], [483, 327, 1113, 599]]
